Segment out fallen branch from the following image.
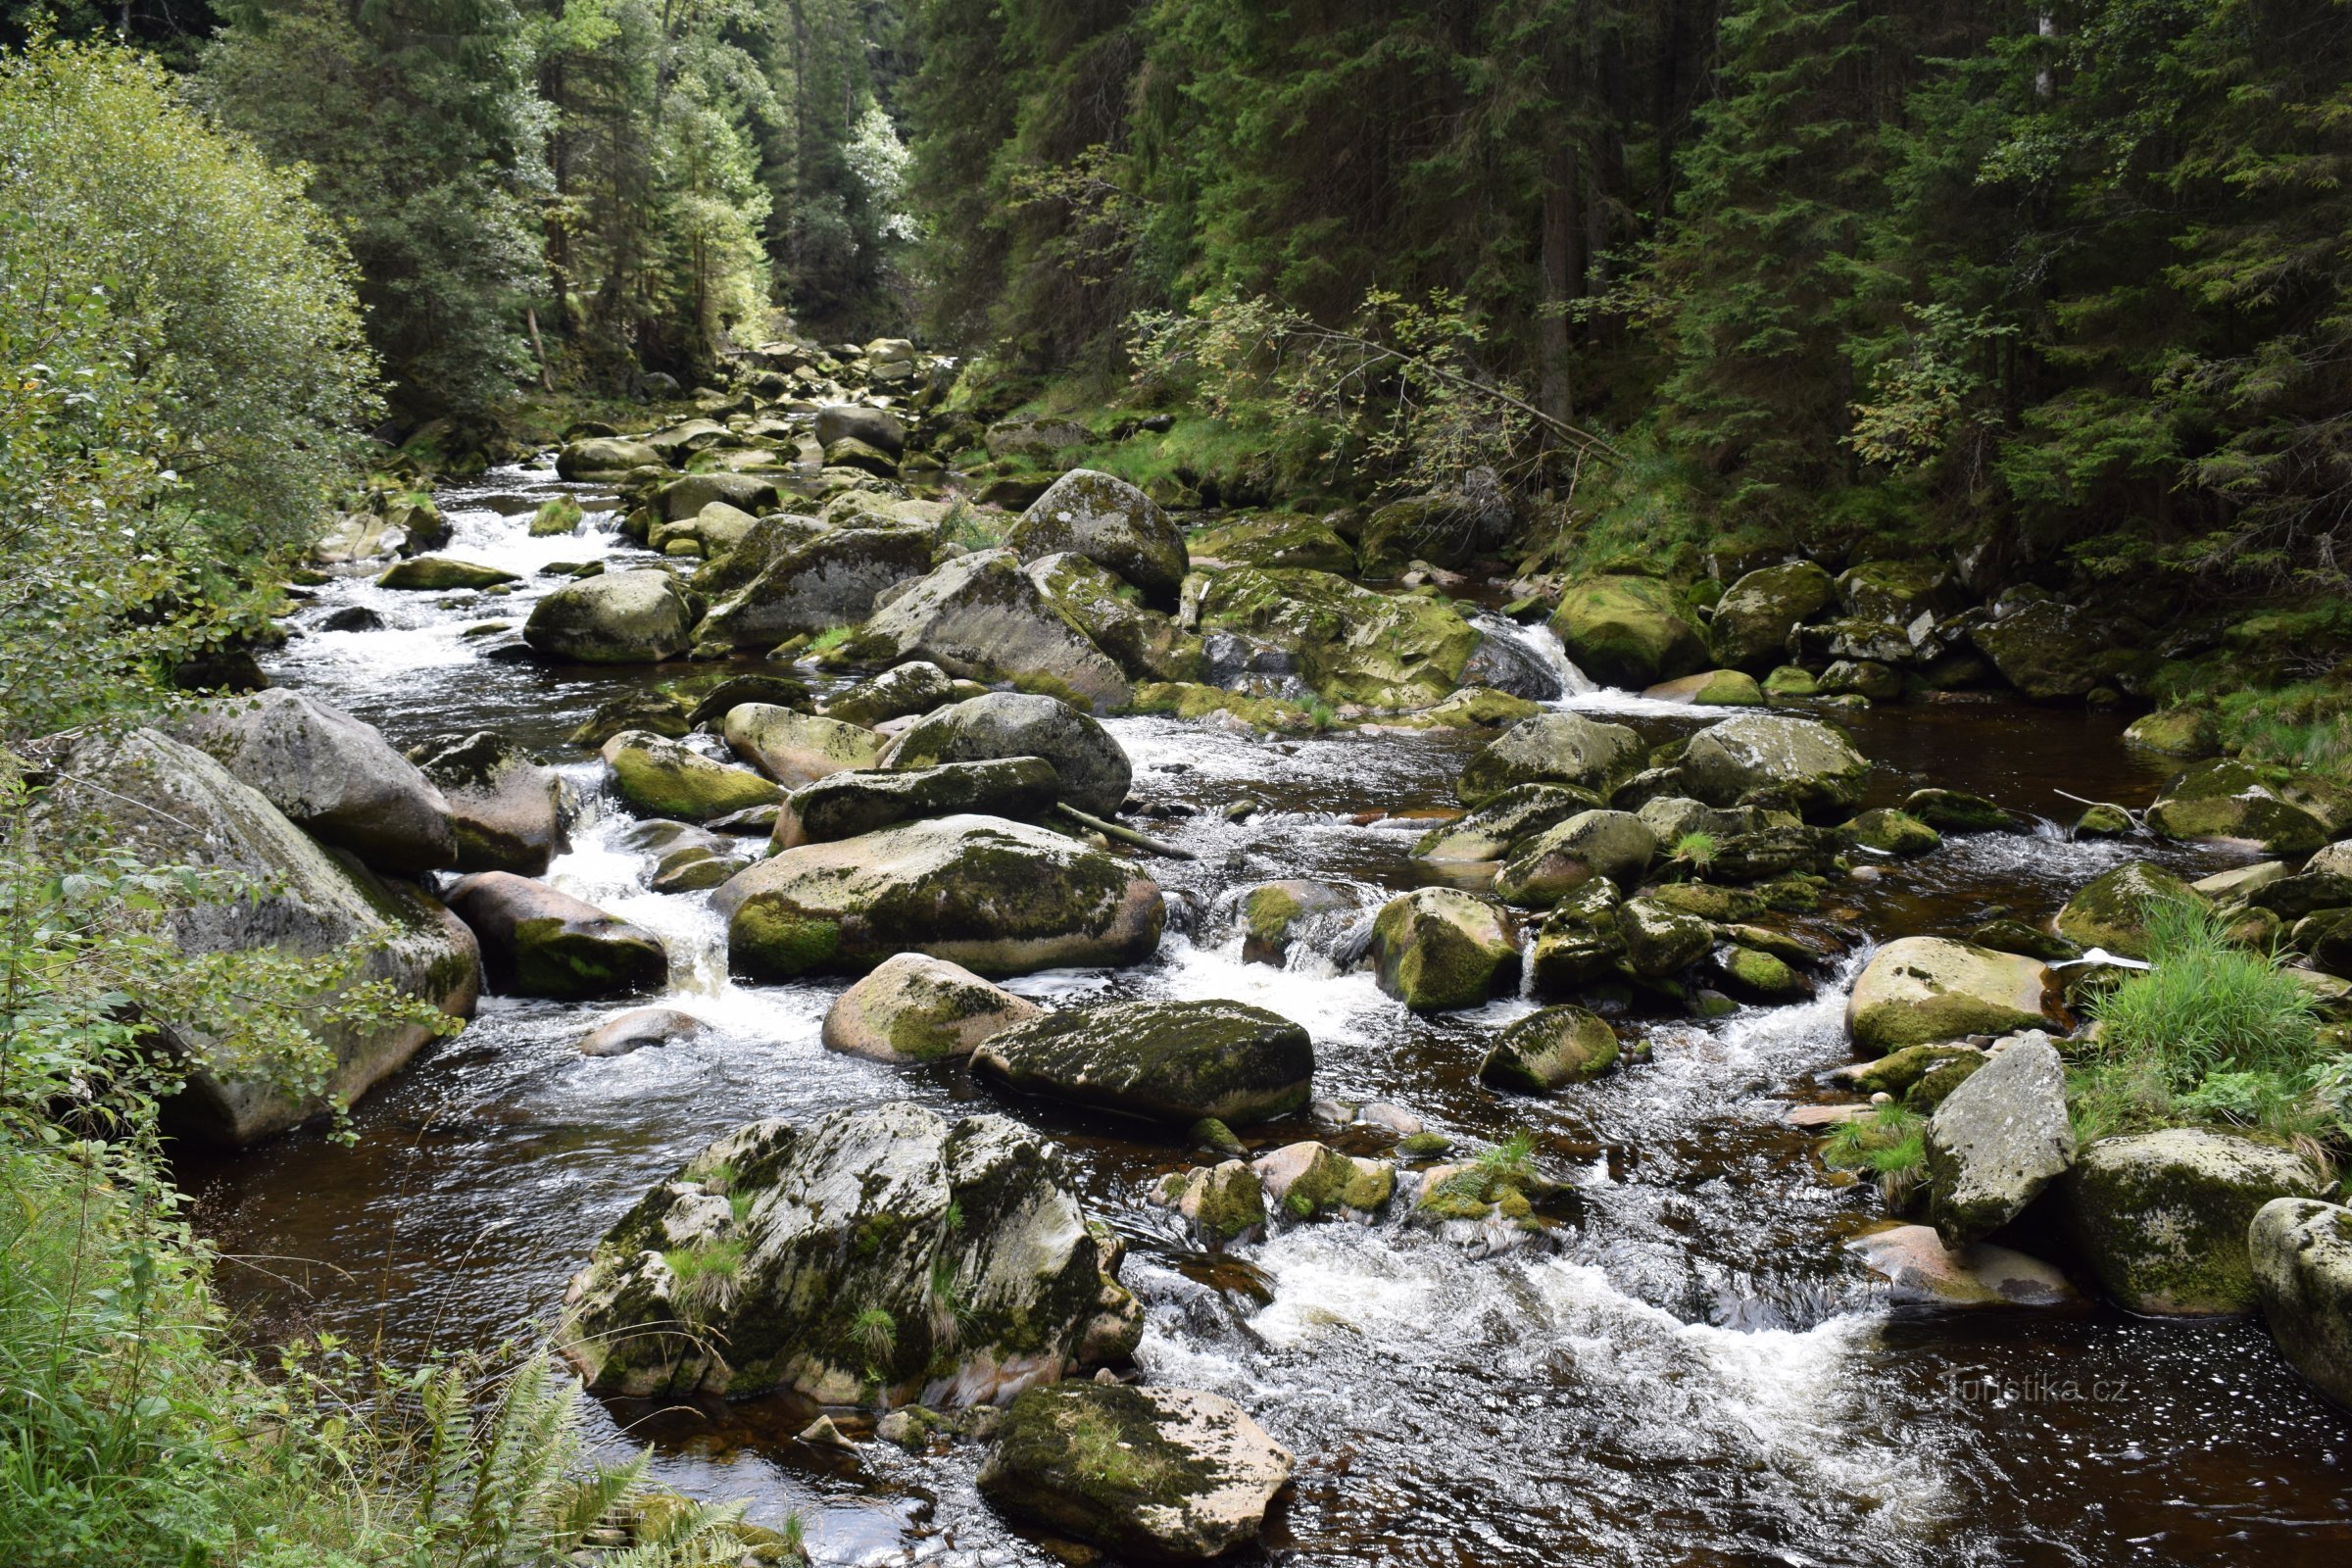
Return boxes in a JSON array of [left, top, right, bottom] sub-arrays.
[[1055, 802, 1196, 860]]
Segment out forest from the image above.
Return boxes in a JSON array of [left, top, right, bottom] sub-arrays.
[[5, 2, 2352, 1565]]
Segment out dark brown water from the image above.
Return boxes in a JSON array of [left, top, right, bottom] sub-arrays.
[[184, 457, 2352, 1566]]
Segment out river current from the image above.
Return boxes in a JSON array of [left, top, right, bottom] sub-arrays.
[[182, 453, 2352, 1566]]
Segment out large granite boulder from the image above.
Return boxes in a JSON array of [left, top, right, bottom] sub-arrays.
[[975, 1000, 1314, 1126], [1479, 1004, 1619, 1091], [173, 688, 457, 874], [1972, 600, 2104, 700], [721, 704, 881, 789], [1412, 784, 1602, 863], [698, 527, 936, 649], [1026, 551, 1200, 683], [2249, 1198, 2352, 1406], [1196, 566, 1482, 710], [556, 436, 662, 478], [1847, 938, 2065, 1054], [561, 1103, 1142, 1405], [714, 814, 1163, 979], [1004, 468, 1189, 608], [1709, 562, 1835, 671], [410, 731, 566, 875], [1368, 889, 1521, 1010], [822, 953, 1043, 1063], [880, 692, 1131, 816], [2146, 760, 2331, 854], [814, 404, 906, 457], [1548, 574, 1709, 688], [1924, 1037, 2075, 1248], [2053, 861, 2197, 958], [2061, 1129, 2329, 1315], [523, 569, 696, 664], [446, 872, 667, 999], [1456, 713, 1645, 808], [844, 549, 1132, 712], [1493, 809, 1656, 907], [600, 730, 784, 822], [821, 661, 958, 728], [1681, 713, 1871, 819], [775, 758, 1060, 848]]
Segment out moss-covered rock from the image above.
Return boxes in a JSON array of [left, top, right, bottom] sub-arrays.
[[1711, 943, 1810, 1001], [1191, 512, 1356, 573], [447, 871, 666, 999], [1412, 784, 1604, 862], [1480, 1005, 1619, 1091], [1972, 600, 2106, 699], [977, 1382, 1293, 1560], [1526, 878, 1627, 994], [1818, 659, 1900, 701], [1710, 563, 1835, 670], [722, 704, 881, 789], [1901, 788, 2021, 833], [846, 549, 1133, 712], [1235, 879, 1362, 965], [2061, 1129, 2329, 1315], [1549, 574, 1709, 688], [822, 661, 956, 728], [523, 569, 696, 663], [716, 813, 1163, 980], [378, 556, 519, 592], [2052, 861, 2196, 958], [1150, 1159, 1268, 1246], [1026, 551, 1200, 682], [1004, 468, 1190, 607], [1494, 809, 1657, 906], [1847, 938, 2066, 1054], [2074, 802, 2133, 838], [976, 1000, 1313, 1126], [1924, 1036, 2075, 1247], [776, 757, 1060, 848], [882, 691, 1132, 816], [1197, 566, 1481, 709], [1837, 560, 1960, 621], [1252, 1140, 1396, 1221], [1368, 888, 1522, 1010], [1763, 664, 1820, 698], [569, 690, 692, 747], [2146, 760, 2330, 854], [601, 730, 784, 822], [1456, 712, 1645, 808], [557, 436, 662, 477], [699, 527, 936, 649], [1840, 807, 1939, 858], [1681, 712, 1872, 819], [822, 952, 1043, 1064], [562, 1103, 1141, 1406], [1618, 898, 1711, 977], [1837, 1043, 1985, 1098], [2125, 707, 2220, 759], [2249, 1198, 2352, 1406], [1127, 681, 1318, 734], [1366, 686, 1544, 730], [1643, 668, 1767, 706]]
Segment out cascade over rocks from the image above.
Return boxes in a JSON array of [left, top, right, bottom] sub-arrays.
[[173, 688, 458, 874], [523, 569, 696, 664], [1004, 468, 1189, 607], [974, 1000, 1315, 1126], [447, 872, 667, 999], [714, 813, 1164, 979], [409, 731, 566, 875], [33, 729, 478, 1146], [561, 1103, 1142, 1406], [2060, 1129, 2328, 1315], [822, 953, 1043, 1062], [880, 692, 1131, 816], [845, 549, 1132, 711]]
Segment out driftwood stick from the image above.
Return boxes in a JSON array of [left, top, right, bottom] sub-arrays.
[[1055, 803, 1197, 860]]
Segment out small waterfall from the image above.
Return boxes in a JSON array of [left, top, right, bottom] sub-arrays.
[[1467, 611, 1595, 698]]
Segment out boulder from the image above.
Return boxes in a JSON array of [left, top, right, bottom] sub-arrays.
[[2061, 1129, 2329, 1315], [1196, 567, 1481, 709], [1847, 938, 2065, 1054], [1252, 1141, 1395, 1221], [562, 1103, 1141, 1405], [1151, 1160, 1269, 1246], [845, 549, 1132, 712], [650, 501, 761, 561], [1642, 669, 1766, 707], [1004, 468, 1189, 607], [1902, 788, 2022, 833], [2124, 707, 2220, 759], [1548, 574, 1709, 688], [822, 436, 899, 477], [681, 672, 812, 728], [694, 513, 831, 597], [1356, 488, 1509, 574], [661, 471, 778, 520], [978, 1383, 1293, 1560], [721, 705, 881, 788], [1368, 889, 1521, 1010], [376, 556, 517, 592], [579, 1007, 706, 1057], [1026, 552, 1199, 683], [1924, 1036, 2075, 1247], [1411, 784, 1602, 862], [409, 731, 566, 875], [1617, 897, 1712, 977], [714, 814, 1163, 980], [1456, 713, 1645, 808], [523, 570, 695, 664], [2146, 760, 2330, 854], [569, 690, 692, 747], [1843, 808, 1939, 858], [33, 729, 478, 1146], [2249, 1198, 2352, 1406], [1189, 512, 1355, 574], [881, 692, 1131, 816], [529, 495, 583, 537], [1235, 880, 1363, 965], [1527, 879, 1627, 993], [1709, 562, 1836, 671], [776, 758, 1060, 849], [1847, 1226, 2078, 1308], [1493, 809, 1656, 906], [1838, 560, 1962, 621], [975, 1000, 1314, 1126], [601, 731, 784, 822], [815, 405, 906, 457], [822, 952, 1043, 1063], [700, 527, 936, 649], [446, 872, 667, 999], [1973, 600, 2104, 699], [1681, 713, 1872, 819], [822, 661, 957, 728], [173, 689, 457, 874], [2053, 861, 2196, 958], [557, 436, 662, 477], [1479, 1005, 1619, 1091]]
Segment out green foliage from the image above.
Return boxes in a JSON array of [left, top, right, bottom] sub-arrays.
[[1672, 830, 1719, 869], [1472, 1130, 1539, 1186], [807, 624, 854, 655], [1822, 1102, 1927, 1205]]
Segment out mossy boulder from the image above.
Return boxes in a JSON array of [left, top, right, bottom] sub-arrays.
[[882, 691, 1132, 815], [1618, 897, 1712, 977], [821, 952, 1043, 1063], [714, 813, 1163, 980], [2125, 707, 2220, 759], [1412, 784, 1603, 862], [1548, 574, 1709, 688], [2146, 760, 2330, 854], [975, 1000, 1314, 1126], [2075, 803, 2133, 838], [1197, 566, 1481, 709], [1924, 1036, 2075, 1247], [1235, 879, 1362, 965], [1252, 1141, 1396, 1221], [1710, 562, 1836, 670], [529, 495, 584, 536], [1762, 664, 1820, 699], [1902, 788, 2021, 833], [378, 556, 518, 592], [814, 404, 906, 457], [1128, 681, 1318, 733], [1847, 937, 2066, 1054], [823, 661, 957, 729], [1711, 943, 1810, 1001], [1151, 1160, 1268, 1247], [1004, 468, 1189, 607], [1972, 600, 2106, 699], [1838, 1044, 1985, 1098], [722, 704, 880, 789], [523, 569, 696, 663], [699, 527, 936, 649], [1190, 512, 1355, 573], [2052, 861, 2196, 958], [776, 758, 1060, 849], [2061, 1129, 2329, 1315], [1456, 712, 1645, 808], [1643, 668, 1767, 707], [1494, 808, 1656, 906], [1026, 551, 1200, 683], [1527, 878, 1627, 993], [660, 471, 779, 520], [601, 730, 784, 822], [2249, 1198, 2352, 1406], [978, 1382, 1294, 1561], [822, 435, 899, 476], [410, 730, 566, 875], [562, 1103, 1142, 1406], [1819, 659, 1900, 701], [1681, 712, 1872, 820], [847, 549, 1132, 712], [556, 436, 662, 478], [693, 513, 830, 597], [1843, 808, 1940, 858], [1480, 1005, 1619, 1091], [1837, 559, 1960, 621], [1368, 888, 1522, 1010], [447, 871, 666, 999]]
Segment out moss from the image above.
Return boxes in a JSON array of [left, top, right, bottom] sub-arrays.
[[730, 906, 843, 976]]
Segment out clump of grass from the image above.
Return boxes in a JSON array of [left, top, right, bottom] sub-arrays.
[[1673, 829, 1719, 870], [1822, 1102, 1928, 1206], [662, 1238, 748, 1321], [1303, 698, 1338, 731], [847, 1306, 897, 1370], [806, 624, 854, 655], [939, 501, 1003, 552], [1472, 1130, 1539, 1185]]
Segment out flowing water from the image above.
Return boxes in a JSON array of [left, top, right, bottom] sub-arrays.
[[182, 457, 2352, 1566]]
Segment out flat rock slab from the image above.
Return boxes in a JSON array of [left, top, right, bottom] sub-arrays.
[[1849, 1225, 2080, 1308]]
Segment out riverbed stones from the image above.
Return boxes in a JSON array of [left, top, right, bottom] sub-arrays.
[[974, 1000, 1313, 1126], [34, 728, 479, 1146], [523, 569, 696, 663], [821, 952, 1042, 1063], [881, 692, 1131, 816], [2060, 1129, 2329, 1316], [699, 527, 936, 648], [562, 1102, 1142, 1406], [821, 661, 956, 728], [1493, 809, 1656, 906], [846, 549, 1132, 712], [1235, 880, 1362, 965], [978, 1382, 1294, 1560], [1412, 784, 1602, 862], [2146, 760, 2330, 854], [1924, 1036, 2075, 1248], [1479, 1005, 1619, 1091], [2053, 861, 2195, 958], [1709, 562, 1836, 671], [1642, 668, 1766, 707], [1843, 807, 1939, 858], [1456, 712, 1645, 808], [1196, 566, 1482, 709], [173, 688, 458, 874], [579, 1006, 706, 1057], [1548, 574, 1709, 688], [1846, 937, 2065, 1054], [447, 871, 668, 999], [1369, 889, 1521, 1010], [1847, 1225, 2078, 1308], [722, 704, 881, 789], [1253, 1141, 1395, 1221], [410, 731, 566, 875], [1618, 897, 1712, 977], [601, 730, 784, 822], [1004, 468, 1189, 607], [1681, 712, 1872, 819], [2249, 1198, 2352, 1406], [776, 757, 1060, 849], [715, 814, 1164, 979]]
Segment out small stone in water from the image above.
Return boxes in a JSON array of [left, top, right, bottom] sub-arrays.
[[1850, 864, 1882, 881], [1358, 1101, 1424, 1136], [798, 1414, 854, 1449]]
